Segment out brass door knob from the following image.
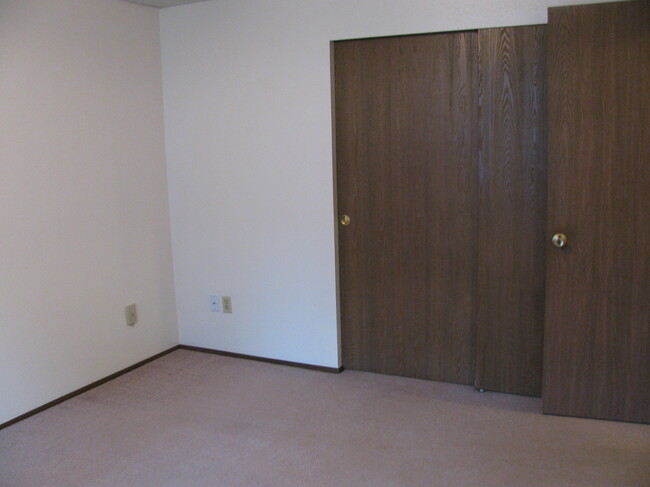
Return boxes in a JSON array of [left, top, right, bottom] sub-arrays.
[[552, 233, 567, 248], [340, 215, 351, 226]]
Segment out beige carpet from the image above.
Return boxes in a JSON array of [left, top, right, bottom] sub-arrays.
[[1, 349, 648, 487]]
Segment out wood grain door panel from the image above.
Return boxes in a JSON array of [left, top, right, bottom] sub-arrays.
[[543, 0, 650, 423], [334, 32, 478, 384], [475, 26, 548, 396]]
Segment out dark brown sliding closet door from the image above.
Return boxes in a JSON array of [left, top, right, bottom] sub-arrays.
[[334, 32, 478, 383], [475, 26, 547, 396], [544, 1, 650, 423]]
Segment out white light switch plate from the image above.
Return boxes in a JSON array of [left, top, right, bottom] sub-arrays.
[[210, 295, 221, 312], [125, 303, 137, 326]]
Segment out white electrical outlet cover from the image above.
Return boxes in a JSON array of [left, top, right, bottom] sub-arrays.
[[222, 296, 232, 314]]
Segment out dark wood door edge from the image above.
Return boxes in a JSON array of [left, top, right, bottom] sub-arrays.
[[0, 345, 181, 431]]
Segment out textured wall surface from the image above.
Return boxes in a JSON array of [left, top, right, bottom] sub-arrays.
[[0, 0, 178, 424]]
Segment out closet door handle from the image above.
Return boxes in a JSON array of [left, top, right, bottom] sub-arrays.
[[552, 233, 567, 248]]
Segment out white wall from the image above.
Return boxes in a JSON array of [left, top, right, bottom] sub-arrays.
[[0, 0, 177, 424], [160, 0, 613, 369]]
